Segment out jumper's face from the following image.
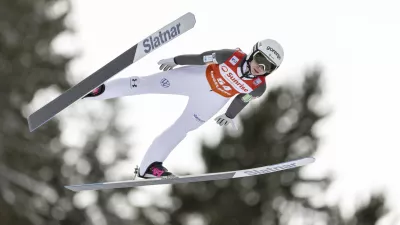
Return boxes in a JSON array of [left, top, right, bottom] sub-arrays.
[[250, 59, 267, 76], [250, 51, 277, 76]]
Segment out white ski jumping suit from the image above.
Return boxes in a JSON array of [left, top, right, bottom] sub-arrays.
[[84, 48, 267, 176]]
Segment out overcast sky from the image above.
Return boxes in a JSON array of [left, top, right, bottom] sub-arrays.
[[48, 0, 400, 223]]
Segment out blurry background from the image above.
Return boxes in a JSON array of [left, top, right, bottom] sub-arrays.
[[1, 0, 400, 224]]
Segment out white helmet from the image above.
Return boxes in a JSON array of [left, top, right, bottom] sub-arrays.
[[246, 39, 284, 75]]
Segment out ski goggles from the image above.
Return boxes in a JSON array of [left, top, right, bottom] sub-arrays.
[[253, 51, 277, 73]]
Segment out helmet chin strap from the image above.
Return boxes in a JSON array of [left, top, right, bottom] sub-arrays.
[[239, 59, 254, 79]]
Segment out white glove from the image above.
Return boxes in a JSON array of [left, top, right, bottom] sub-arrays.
[[158, 57, 177, 71], [214, 114, 238, 130]]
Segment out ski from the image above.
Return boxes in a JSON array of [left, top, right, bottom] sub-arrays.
[[28, 12, 196, 132], [64, 157, 315, 192]]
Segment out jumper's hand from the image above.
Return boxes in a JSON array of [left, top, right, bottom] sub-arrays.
[[214, 114, 238, 130], [158, 58, 177, 71]]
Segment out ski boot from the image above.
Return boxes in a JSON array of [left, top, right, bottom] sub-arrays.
[[135, 162, 176, 179], [82, 84, 105, 99]]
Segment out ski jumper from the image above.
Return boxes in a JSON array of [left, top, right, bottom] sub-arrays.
[[83, 49, 267, 176]]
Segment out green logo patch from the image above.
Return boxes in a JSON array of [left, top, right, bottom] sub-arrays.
[[241, 94, 253, 103]]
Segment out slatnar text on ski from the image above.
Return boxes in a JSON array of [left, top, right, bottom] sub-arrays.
[[143, 23, 182, 53]]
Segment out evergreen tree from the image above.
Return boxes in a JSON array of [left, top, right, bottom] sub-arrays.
[[0, 1, 135, 224]]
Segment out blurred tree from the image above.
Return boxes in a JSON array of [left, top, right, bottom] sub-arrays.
[[0, 1, 136, 225]]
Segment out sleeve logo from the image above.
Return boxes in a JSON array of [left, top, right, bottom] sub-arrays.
[[229, 56, 239, 65]]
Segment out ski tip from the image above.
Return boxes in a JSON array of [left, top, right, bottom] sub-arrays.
[[303, 156, 316, 164], [186, 12, 196, 20], [183, 12, 196, 26]]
